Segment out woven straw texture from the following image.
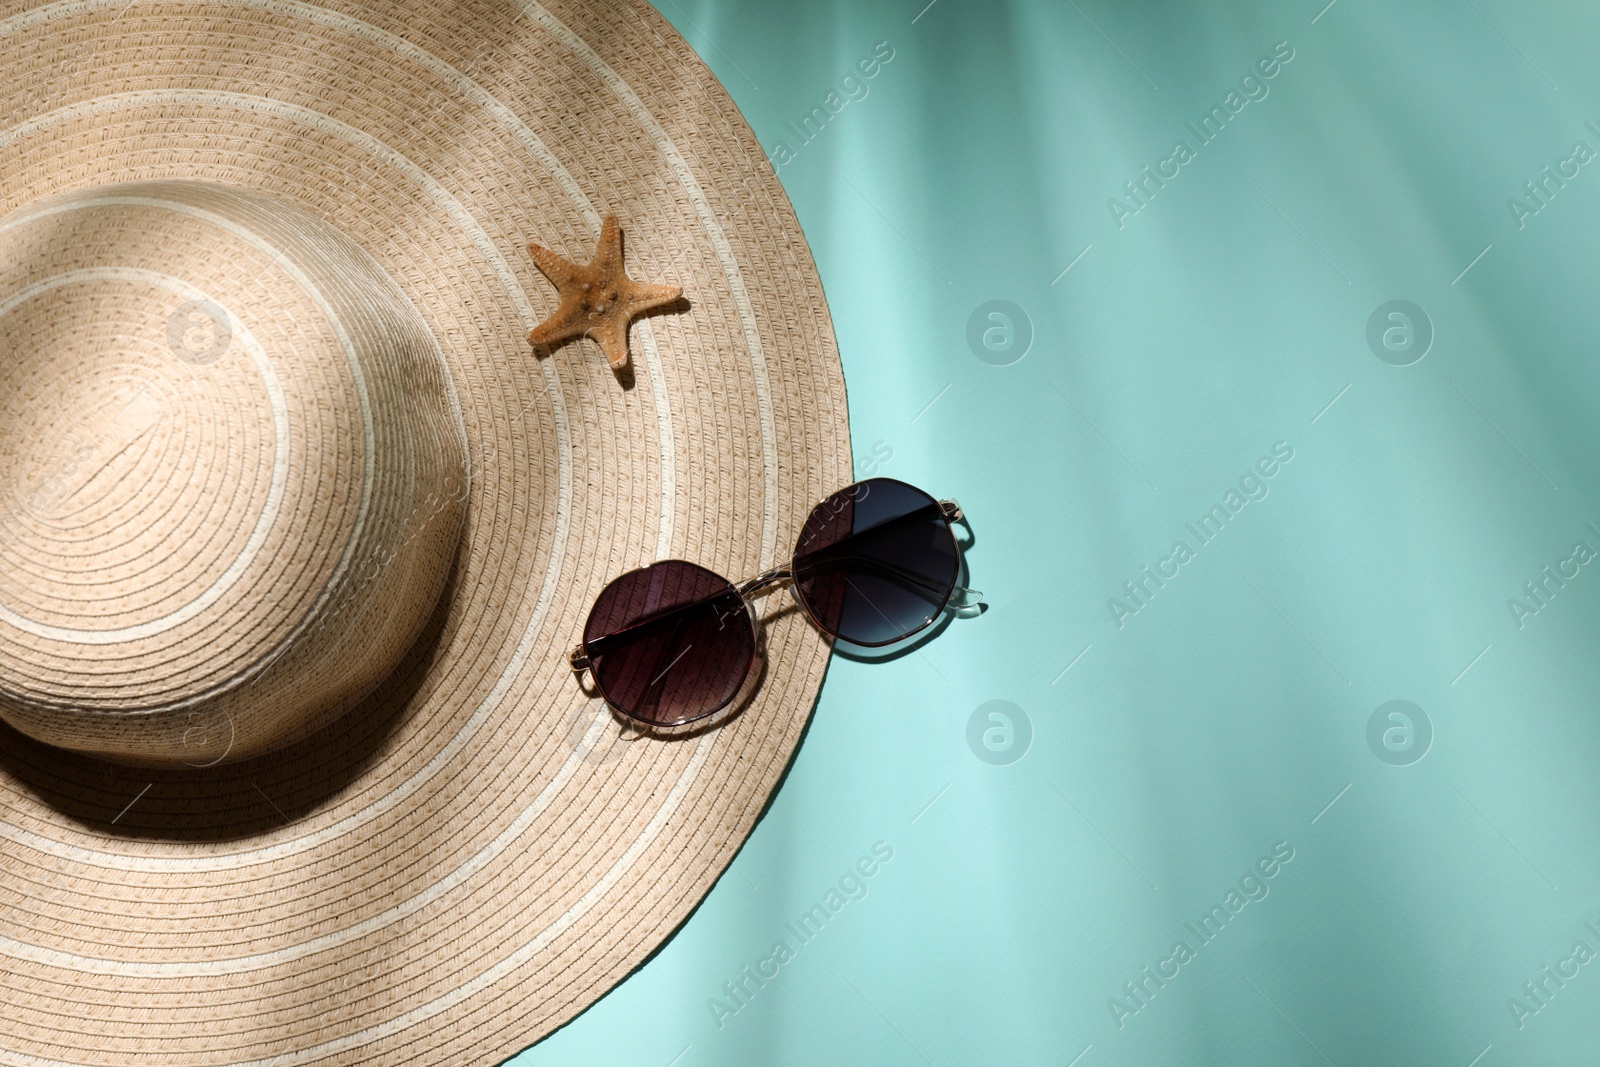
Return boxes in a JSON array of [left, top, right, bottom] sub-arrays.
[[0, 0, 850, 1063], [0, 180, 469, 765]]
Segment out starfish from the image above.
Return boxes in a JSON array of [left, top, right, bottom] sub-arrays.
[[525, 215, 682, 371]]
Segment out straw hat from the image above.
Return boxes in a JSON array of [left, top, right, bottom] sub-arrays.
[[0, 0, 848, 1062]]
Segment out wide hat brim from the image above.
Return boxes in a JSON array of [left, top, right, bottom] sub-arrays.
[[0, 1, 849, 1063]]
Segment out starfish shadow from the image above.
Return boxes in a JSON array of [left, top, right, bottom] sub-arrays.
[[527, 293, 691, 393]]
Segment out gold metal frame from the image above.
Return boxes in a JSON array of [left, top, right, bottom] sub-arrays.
[[569, 495, 979, 679]]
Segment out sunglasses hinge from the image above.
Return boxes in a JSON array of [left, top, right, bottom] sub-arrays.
[[568, 645, 590, 674], [939, 499, 963, 522]]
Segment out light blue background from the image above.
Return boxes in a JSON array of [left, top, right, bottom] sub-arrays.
[[513, 1, 1600, 1064]]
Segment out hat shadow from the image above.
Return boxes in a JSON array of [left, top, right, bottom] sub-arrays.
[[0, 543, 467, 842]]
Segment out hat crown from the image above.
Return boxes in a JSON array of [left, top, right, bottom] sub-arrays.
[[0, 181, 466, 766]]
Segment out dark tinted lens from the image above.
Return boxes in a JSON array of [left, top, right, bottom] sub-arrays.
[[792, 479, 959, 647], [583, 561, 754, 726]]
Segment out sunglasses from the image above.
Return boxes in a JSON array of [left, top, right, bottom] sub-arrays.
[[569, 478, 979, 727]]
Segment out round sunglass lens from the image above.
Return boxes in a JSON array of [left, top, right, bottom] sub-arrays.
[[791, 479, 959, 647], [582, 560, 754, 726]]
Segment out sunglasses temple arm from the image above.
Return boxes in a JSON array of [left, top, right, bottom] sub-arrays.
[[571, 604, 716, 692], [798, 553, 984, 610], [576, 589, 747, 668], [734, 558, 980, 612]]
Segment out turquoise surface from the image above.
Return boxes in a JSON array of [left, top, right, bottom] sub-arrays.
[[514, 1, 1600, 1064]]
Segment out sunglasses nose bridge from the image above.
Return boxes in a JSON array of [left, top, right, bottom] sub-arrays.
[[736, 566, 793, 597]]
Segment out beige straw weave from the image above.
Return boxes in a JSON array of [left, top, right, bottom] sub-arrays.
[[0, 0, 849, 1063]]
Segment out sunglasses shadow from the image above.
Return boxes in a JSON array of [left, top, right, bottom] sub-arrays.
[[951, 512, 977, 551], [829, 596, 969, 665]]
